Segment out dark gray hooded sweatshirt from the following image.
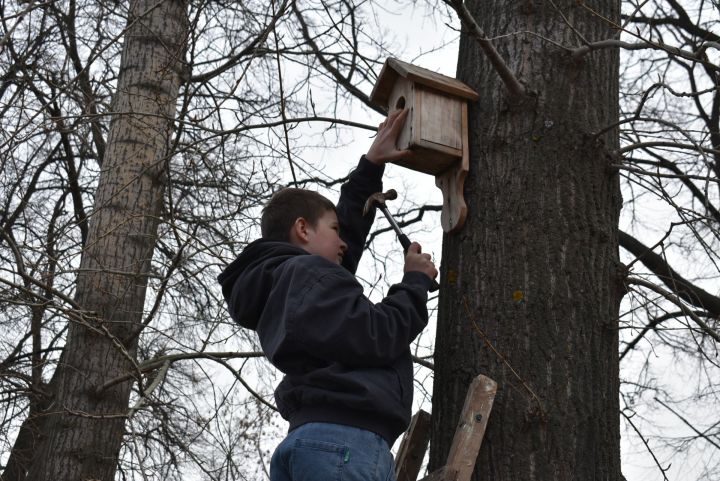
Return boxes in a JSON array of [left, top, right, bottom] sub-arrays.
[[217, 158, 432, 445]]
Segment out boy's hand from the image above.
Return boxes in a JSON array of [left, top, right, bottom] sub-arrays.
[[365, 108, 412, 165], [404, 242, 438, 280]]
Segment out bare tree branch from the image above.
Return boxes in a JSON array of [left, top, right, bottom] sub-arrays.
[[626, 276, 720, 343], [443, 0, 526, 98], [620, 231, 720, 318]]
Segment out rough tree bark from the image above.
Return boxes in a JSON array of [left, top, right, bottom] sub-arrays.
[[430, 1, 623, 480], [13, 1, 189, 480]]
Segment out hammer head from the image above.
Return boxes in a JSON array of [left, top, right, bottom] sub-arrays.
[[363, 189, 398, 216]]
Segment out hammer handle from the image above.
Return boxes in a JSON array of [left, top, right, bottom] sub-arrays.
[[398, 233, 412, 252], [377, 205, 439, 293]]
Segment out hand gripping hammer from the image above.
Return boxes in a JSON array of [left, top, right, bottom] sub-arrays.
[[363, 189, 439, 292]]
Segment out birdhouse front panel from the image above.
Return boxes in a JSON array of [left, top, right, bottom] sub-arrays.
[[417, 86, 463, 152], [386, 82, 463, 175]]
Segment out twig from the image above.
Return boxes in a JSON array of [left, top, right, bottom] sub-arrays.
[[570, 39, 720, 70], [462, 298, 546, 419], [292, 3, 385, 115], [695, 41, 720, 57], [620, 310, 710, 360], [188, 0, 289, 83], [626, 276, 720, 343], [62, 409, 129, 419], [412, 354, 434, 370], [619, 231, 720, 317], [620, 0, 651, 33], [655, 397, 720, 450], [575, 1, 720, 73], [0, 0, 169, 153], [271, 0, 297, 184], [0, 1, 47, 51], [37, 110, 379, 136], [128, 360, 170, 417], [621, 410, 671, 480], [612, 164, 720, 184], [96, 351, 265, 393], [618, 141, 720, 156], [208, 355, 278, 412], [547, 0, 589, 45]]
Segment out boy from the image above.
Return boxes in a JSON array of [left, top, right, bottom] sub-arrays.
[[218, 109, 437, 481]]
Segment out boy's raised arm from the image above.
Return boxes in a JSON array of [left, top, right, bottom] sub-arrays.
[[337, 109, 411, 273]]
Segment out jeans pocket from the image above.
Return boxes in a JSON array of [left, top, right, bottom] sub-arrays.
[[291, 438, 346, 481]]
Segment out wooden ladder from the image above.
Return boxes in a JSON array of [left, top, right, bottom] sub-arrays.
[[394, 375, 497, 481]]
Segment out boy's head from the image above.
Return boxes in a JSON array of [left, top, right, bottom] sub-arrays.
[[261, 188, 348, 264]]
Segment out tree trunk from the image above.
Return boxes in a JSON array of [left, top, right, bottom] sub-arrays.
[[430, 1, 623, 480], [22, 1, 188, 480]]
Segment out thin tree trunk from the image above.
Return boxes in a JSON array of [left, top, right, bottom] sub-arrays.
[[18, 2, 188, 480], [430, 1, 623, 479]]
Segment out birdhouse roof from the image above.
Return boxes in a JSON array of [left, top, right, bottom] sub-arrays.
[[370, 58, 479, 109]]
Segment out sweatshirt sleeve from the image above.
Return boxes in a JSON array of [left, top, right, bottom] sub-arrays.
[[260, 258, 432, 370], [336, 156, 385, 274]]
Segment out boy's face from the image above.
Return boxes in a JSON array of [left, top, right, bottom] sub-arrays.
[[300, 210, 348, 264]]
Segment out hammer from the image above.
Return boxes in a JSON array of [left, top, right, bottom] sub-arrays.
[[363, 189, 439, 292]]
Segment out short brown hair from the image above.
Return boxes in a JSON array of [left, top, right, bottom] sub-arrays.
[[261, 188, 336, 241]]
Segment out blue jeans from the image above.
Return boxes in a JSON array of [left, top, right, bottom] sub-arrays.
[[270, 422, 397, 481]]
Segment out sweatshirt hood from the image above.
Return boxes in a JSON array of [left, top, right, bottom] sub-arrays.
[[217, 239, 307, 330]]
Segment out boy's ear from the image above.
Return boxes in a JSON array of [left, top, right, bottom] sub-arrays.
[[289, 217, 310, 245]]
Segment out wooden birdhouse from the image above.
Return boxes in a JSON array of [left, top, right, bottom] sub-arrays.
[[370, 58, 478, 233]]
